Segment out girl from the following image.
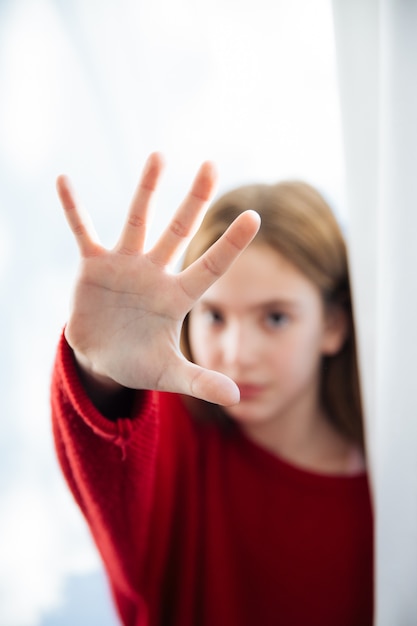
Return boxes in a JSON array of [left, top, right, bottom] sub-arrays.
[[51, 152, 373, 626]]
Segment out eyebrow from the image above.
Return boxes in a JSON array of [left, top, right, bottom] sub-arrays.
[[198, 298, 302, 313]]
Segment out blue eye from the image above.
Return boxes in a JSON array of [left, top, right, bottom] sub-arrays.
[[266, 312, 288, 327], [205, 309, 224, 325]]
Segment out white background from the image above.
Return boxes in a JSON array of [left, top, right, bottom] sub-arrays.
[[0, 1, 345, 624]]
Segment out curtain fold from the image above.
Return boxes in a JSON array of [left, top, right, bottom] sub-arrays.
[[332, 1, 417, 624]]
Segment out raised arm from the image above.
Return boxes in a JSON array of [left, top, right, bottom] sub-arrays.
[[56, 153, 260, 408]]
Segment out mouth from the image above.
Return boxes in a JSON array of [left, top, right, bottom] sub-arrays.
[[236, 383, 265, 400]]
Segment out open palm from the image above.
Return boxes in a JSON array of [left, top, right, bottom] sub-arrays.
[[56, 153, 260, 406]]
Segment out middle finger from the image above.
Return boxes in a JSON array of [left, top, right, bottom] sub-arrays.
[[115, 152, 165, 255]]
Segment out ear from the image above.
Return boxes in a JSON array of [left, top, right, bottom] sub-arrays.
[[321, 305, 349, 356]]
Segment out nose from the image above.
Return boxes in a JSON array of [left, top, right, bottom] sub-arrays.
[[221, 320, 258, 368]]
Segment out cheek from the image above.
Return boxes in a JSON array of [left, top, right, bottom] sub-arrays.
[[271, 327, 323, 370], [294, 332, 326, 378], [188, 317, 214, 367]]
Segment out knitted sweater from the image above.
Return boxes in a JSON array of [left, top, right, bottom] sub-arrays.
[[51, 333, 373, 626]]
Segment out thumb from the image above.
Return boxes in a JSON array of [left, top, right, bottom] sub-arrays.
[[172, 360, 240, 406]]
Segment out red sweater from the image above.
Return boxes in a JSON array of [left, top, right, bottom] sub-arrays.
[[51, 333, 374, 626]]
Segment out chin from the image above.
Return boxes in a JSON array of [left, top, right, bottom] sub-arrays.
[[224, 403, 270, 424]]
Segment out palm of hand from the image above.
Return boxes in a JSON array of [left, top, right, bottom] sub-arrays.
[[69, 252, 191, 392], [57, 153, 260, 406]]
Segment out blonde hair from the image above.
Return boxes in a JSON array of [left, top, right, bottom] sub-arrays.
[[181, 181, 364, 448]]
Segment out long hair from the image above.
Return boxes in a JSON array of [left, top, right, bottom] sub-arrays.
[[180, 181, 364, 448]]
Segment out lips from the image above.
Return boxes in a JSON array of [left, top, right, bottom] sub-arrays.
[[237, 383, 265, 400]]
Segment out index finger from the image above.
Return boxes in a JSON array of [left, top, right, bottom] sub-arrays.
[[178, 210, 261, 302]]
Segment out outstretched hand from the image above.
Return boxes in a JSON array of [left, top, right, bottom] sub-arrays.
[[56, 153, 260, 406]]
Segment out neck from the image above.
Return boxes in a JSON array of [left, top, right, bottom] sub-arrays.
[[240, 398, 364, 475]]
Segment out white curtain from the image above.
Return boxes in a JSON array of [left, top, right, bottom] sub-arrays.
[[332, 1, 417, 624], [0, 2, 344, 625]]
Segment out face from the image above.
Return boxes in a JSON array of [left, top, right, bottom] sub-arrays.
[[188, 244, 346, 427]]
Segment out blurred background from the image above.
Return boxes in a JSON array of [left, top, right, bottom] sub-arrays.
[[0, 0, 345, 624]]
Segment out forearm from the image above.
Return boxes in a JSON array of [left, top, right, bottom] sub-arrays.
[[51, 331, 159, 605]]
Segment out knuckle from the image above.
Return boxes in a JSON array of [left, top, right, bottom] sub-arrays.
[[225, 231, 242, 251], [118, 245, 137, 256], [190, 368, 204, 397], [128, 214, 146, 229], [170, 219, 189, 239], [202, 253, 221, 277], [73, 223, 86, 237]]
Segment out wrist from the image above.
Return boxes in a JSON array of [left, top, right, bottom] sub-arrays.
[[72, 349, 124, 396]]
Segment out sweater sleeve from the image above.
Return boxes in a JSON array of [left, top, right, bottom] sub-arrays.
[[50, 331, 159, 626]]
